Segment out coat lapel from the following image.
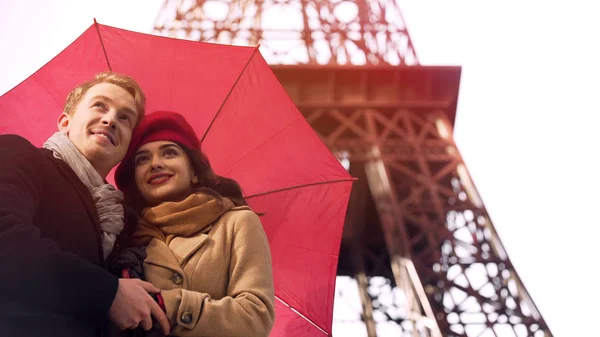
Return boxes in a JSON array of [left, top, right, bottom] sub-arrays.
[[41, 149, 103, 258], [144, 232, 210, 270], [145, 239, 184, 272], [42, 150, 100, 228], [169, 233, 210, 266]]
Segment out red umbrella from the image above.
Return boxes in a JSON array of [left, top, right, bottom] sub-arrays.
[[0, 21, 353, 337]]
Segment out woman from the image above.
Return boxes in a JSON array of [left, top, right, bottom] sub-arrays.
[[114, 111, 275, 337]]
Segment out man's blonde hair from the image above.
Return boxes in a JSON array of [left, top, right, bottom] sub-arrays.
[[63, 71, 146, 124]]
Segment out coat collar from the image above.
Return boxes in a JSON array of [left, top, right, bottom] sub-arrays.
[[145, 231, 210, 270], [143, 207, 253, 270]]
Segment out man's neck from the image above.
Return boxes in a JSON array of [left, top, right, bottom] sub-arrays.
[[90, 161, 110, 180]]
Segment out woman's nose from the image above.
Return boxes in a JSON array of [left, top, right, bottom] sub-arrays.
[[150, 156, 164, 170]]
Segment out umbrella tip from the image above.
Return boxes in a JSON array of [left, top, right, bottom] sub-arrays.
[[93, 18, 98, 24]]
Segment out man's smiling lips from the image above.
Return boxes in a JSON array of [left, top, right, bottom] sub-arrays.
[[148, 173, 173, 185], [90, 130, 115, 145]]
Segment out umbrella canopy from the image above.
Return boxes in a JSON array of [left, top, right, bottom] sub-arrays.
[[0, 21, 353, 336]]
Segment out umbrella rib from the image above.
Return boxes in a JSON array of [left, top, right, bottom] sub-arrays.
[[93, 19, 112, 71], [200, 46, 260, 144], [221, 115, 302, 173], [245, 178, 356, 199], [275, 295, 330, 336]]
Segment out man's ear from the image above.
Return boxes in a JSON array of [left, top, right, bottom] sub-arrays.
[[57, 112, 71, 133]]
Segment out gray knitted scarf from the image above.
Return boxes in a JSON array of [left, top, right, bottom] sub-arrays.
[[43, 132, 124, 259]]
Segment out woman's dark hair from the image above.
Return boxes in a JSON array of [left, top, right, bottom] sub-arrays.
[[182, 144, 248, 207], [122, 143, 248, 215]]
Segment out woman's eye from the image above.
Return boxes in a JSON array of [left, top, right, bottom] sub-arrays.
[[119, 114, 130, 122], [135, 156, 149, 166], [164, 149, 178, 157], [93, 102, 106, 109]]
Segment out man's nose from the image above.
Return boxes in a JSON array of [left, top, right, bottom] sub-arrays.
[[101, 111, 118, 128]]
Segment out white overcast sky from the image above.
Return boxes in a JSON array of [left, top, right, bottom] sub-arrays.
[[1, 1, 598, 336]]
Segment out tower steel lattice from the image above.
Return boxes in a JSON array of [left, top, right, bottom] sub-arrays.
[[154, 0, 418, 65], [154, 1, 552, 336]]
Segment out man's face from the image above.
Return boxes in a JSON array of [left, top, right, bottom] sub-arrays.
[[58, 82, 138, 177]]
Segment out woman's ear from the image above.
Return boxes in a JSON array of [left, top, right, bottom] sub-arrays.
[[192, 175, 199, 184]]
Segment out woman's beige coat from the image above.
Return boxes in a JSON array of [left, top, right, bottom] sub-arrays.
[[142, 206, 275, 337]]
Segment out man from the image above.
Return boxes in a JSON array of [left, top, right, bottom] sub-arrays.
[[0, 72, 170, 336]]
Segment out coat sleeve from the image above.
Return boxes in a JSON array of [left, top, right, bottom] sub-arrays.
[[0, 135, 118, 318], [161, 210, 275, 337]]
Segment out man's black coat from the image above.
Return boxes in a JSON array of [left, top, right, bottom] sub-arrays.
[[0, 134, 118, 337]]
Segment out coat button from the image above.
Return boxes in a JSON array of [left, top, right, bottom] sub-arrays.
[[172, 272, 183, 285], [181, 312, 193, 323]]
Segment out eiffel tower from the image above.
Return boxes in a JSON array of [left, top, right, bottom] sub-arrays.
[[154, 1, 552, 336]]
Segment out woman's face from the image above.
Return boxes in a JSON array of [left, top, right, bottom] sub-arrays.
[[134, 140, 196, 206]]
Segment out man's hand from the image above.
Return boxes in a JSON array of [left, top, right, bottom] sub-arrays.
[[108, 279, 171, 335]]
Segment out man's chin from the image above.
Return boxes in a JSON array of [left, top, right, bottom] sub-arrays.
[[83, 149, 124, 175]]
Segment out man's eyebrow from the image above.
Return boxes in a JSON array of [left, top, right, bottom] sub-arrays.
[[90, 95, 112, 103], [90, 95, 137, 117]]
